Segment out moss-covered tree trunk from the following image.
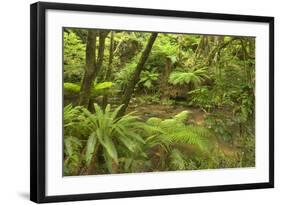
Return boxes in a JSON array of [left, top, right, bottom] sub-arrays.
[[78, 30, 109, 107], [118, 33, 158, 116]]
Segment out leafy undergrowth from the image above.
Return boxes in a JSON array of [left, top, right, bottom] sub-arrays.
[[63, 29, 255, 176], [64, 103, 250, 176]]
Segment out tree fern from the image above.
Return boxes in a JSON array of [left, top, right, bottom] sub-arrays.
[[168, 67, 209, 87]]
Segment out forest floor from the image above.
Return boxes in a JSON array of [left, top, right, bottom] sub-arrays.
[[127, 103, 207, 124]]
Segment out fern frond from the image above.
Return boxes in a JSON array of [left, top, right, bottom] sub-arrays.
[[169, 149, 187, 170], [168, 67, 209, 87], [80, 103, 146, 172], [145, 114, 212, 151], [173, 111, 189, 123], [146, 117, 162, 126]]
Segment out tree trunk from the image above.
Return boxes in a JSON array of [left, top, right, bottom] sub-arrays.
[[195, 36, 209, 59], [160, 57, 172, 100], [206, 37, 237, 66], [78, 30, 109, 107], [118, 33, 158, 116], [78, 30, 97, 106], [102, 31, 115, 108]]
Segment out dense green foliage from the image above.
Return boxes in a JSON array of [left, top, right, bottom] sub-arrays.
[[64, 31, 86, 83], [63, 28, 255, 176]]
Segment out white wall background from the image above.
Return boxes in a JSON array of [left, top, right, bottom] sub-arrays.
[[0, 0, 279, 204]]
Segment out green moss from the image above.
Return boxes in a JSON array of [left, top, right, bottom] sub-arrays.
[[64, 82, 80, 95], [64, 82, 114, 97]]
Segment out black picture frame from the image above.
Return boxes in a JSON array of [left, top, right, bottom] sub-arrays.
[[30, 1, 274, 203]]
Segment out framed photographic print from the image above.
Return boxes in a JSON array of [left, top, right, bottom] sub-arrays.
[[30, 1, 274, 203]]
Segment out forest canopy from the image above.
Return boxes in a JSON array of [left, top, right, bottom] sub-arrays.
[[63, 28, 255, 176]]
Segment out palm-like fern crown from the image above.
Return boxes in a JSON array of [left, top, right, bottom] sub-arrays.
[[168, 67, 209, 87]]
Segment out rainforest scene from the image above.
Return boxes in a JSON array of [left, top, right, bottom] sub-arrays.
[[63, 28, 255, 176]]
